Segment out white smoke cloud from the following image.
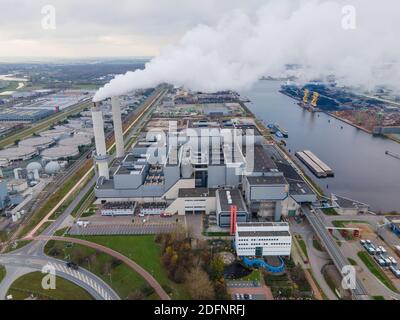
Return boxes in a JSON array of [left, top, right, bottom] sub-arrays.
[[93, 0, 400, 101]]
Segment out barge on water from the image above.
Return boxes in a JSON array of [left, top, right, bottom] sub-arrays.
[[295, 150, 334, 178], [268, 123, 288, 138]]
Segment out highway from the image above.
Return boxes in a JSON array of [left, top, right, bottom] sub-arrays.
[[302, 205, 369, 299]]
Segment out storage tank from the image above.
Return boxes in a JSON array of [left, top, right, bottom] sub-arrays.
[[45, 161, 61, 175], [26, 161, 42, 173]]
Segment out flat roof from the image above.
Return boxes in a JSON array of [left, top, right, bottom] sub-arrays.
[[178, 188, 216, 198], [237, 222, 289, 228], [217, 189, 247, 212], [237, 230, 291, 237], [246, 175, 287, 185]]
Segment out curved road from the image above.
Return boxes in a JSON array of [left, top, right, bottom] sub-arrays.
[[0, 253, 119, 300], [34, 235, 170, 300]]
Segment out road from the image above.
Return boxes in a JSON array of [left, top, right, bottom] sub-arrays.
[[0, 253, 119, 300], [302, 205, 369, 299]]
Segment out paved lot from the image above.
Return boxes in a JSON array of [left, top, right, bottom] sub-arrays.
[[69, 223, 178, 236], [227, 281, 272, 300]]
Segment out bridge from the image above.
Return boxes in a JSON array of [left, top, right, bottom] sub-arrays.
[[302, 205, 369, 300]]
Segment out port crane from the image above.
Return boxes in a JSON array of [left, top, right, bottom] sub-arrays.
[[303, 88, 310, 103], [310, 91, 319, 107]]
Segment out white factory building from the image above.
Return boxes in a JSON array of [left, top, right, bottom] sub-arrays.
[[235, 222, 292, 257]]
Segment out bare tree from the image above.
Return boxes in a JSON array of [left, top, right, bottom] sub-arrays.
[[185, 266, 215, 300]]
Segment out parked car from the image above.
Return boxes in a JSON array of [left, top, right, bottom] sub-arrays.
[[66, 261, 79, 270]]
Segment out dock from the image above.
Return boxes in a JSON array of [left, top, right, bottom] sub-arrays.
[[295, 150, 334, 178], [385, 150, 400, 160]]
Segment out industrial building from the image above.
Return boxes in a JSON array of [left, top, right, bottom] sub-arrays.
[[0, 108, 53, 122], [235, 222, 292, 257], [92, 91, 316, 229], [101, 201, 136, 216]]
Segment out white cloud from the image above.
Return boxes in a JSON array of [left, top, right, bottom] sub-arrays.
[[94, 0, 400, 100]]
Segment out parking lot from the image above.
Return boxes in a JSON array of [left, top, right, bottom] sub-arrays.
[[227, 280, 272, 300], [69, 223, 179, 235]]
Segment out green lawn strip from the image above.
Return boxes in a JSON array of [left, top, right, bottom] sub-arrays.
[[71, 187, 95, 218], [372, 295, 385, 300], [54, 227, 69, 237], [44, 240, 154, 300], [7, 271, 93, 300], [35, 221, 53, 236], [347, 258, 358, 266], [357, 251, 399, 293], [0, 264, 5, 283], [312, 238, 324, 252], [321, 208, 338, 216], [296, 235, 309, 259], [73, 235, 188, 299]]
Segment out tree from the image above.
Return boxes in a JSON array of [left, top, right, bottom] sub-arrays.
[[208, 256, 225, 281], [72, 247, 85, 265], [101, 261, 112, 276], [185, 266, 215, 300]]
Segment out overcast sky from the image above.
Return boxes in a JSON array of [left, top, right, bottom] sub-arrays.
[[0, 0, 268, 58]]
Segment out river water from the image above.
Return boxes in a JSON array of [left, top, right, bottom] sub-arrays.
[[242, 80, 400, 212]]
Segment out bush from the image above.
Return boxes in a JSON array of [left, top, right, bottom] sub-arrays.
[[141, 284, 155, 297]]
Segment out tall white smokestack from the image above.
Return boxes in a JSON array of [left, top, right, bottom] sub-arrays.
[[91, 103, 109, 179], [111, 96, 124, 158]]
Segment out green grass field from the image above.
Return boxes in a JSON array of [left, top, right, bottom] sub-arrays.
[[7, 271, 93, 300], [357, 251, 398, 293], [75, 235, 189, 299], [44, 240, 153, 300]]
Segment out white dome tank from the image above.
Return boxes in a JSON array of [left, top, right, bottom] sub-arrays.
[[45, 161, 61, 175], [26, 162, 42, 172]]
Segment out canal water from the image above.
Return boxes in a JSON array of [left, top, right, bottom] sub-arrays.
[[242, 80, 400, 212]]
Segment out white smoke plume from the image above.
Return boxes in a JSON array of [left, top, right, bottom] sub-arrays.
[[93, 0, 400, 101]]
